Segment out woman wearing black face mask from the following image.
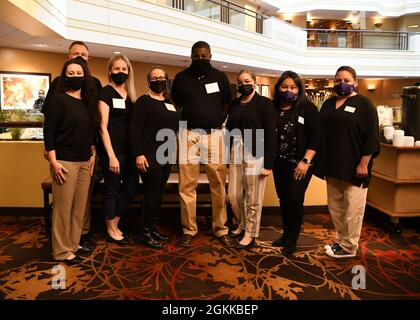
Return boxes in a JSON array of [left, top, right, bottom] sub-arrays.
[[129, 66, 179, 249], [271, 70, 321, 255], [317, 66, 380, 259], [98, 54, 138, 244], [44, 59, 99, 264], [227, 70, 276, 250]]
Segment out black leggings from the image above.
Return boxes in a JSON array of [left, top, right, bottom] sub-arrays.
[[273, 157, 313, 246], [99, 152, 138, 220], [139, 165, 172, 233]]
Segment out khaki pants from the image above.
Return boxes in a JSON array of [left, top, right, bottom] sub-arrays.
[[81, 158, 98, 236], [51, 160, 91, 260], [179, 128, 228, 237], [327, 177, 368, 254], [228, 137, 267, 238]]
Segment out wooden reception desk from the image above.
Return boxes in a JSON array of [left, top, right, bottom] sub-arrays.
[[367, 143, 420, 231]]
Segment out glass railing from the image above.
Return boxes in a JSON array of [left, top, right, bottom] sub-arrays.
[[306, 29, 409, 50], [147, 0, 266, 34]]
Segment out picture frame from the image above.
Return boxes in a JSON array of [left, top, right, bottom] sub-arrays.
[[0, 71, 51, 110]]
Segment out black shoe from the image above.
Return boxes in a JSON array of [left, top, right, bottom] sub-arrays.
[[105, 233, 129, 245], [77, 244, 91, 255], [140, 233, 165, 249], [56, 255, 83, 265], [218, 234, 236, 248], [272, 236, 286, 247], [282, 245, 296, 255], [229, 230, 244, 239], [179, 234, 193, 248], [151, 231, 170, 242], [235, 238, 256, 250]]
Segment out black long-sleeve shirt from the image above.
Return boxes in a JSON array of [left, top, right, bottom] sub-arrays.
[[129, 94, 180, 168], [274, 98, 321, 162], [44, 93, 95, 161], [171, 66, 231, 129], [41, 75, 102, 116], [318, 94, 380, 187], [227, 93, 276, 169]]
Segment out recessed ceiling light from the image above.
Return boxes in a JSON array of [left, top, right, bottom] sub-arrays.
[[114, 51, 121, 54], [223, 66, 228, 68], [408, 25, 418, 28], [35, 44, 47, 47]]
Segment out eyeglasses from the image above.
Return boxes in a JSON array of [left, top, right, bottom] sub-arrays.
[[149, 77, 166, 82]]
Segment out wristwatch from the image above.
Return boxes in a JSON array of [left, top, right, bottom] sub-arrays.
[[302, 157, 312, 165]]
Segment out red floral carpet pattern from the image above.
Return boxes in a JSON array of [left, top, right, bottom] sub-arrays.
[[0, 214, 419, 300]]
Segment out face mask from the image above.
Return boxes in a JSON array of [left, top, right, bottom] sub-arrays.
[[111, 72, 129, 85], [333, 82, 355, 96], [149, 80, 167, 93], [278, 90, 299, 103], [65, 76, 85, 90], [237, 84, 254, 96], [190, 59, 211, 77]]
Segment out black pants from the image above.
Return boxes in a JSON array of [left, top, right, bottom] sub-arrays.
[[139, 165, 172, 234], [99, 152, 138, 220], [273, 157, 313, 246]]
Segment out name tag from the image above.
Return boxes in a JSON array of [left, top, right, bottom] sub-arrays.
[[112, 98, 126, 109], [164, 103, 176, 112], [344, 106, 356, 113], [205, 82, 220, 94], [298, 116, 305, 124]]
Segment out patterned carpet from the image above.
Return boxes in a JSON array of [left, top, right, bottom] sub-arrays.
[[0, 211, 419, 300]]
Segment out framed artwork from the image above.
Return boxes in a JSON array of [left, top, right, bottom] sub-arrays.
[[0, 71, 51, 110]]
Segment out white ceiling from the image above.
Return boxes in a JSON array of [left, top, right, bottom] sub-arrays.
[[0, 19, 283, 77]]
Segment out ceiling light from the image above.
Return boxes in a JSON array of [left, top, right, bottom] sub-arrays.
[[408, 25, 418, 29], [114, 51, 121, 54]]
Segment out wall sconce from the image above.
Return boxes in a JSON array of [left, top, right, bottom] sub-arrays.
[[368, 85, 376, 92]]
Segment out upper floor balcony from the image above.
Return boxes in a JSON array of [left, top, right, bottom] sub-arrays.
[[1, 0, 419, 77]]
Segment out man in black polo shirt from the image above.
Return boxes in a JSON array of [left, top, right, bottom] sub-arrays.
[[42, 41, 102, 251], [172, 41, 235, 248]]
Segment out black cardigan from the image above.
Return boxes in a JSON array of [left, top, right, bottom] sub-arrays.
[[274, 98, 321, 162], [227, 93, 276, 169]]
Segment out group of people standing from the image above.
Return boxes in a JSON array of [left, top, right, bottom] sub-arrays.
[[43, 40, 379, 265]]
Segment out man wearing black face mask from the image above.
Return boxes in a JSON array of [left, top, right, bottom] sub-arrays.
[[171, 41, 235, 248], [42, 41, 102, 116]]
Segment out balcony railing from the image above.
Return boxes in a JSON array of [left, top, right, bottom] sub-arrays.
[[148, 0, 266, 34], [306, 29, 409, 50]]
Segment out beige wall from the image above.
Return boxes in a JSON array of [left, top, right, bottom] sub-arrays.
[[0, 141, 49, 207], [0, 47, 327, 208], [397, 14, 420, 32], [358, 78, 420, 107]]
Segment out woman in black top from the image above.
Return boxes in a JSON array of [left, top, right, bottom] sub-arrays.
[[271, 71, 321, 255], [227, 69, 276, 250], [317, 66, 379, 259], [129, 66, 179, 249], [44, 58, 99, 264], [98, 54, 138, 244]]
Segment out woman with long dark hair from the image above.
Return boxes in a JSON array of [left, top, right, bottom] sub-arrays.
[[44, 58, 100, 264], [271, 70, 321, 255]]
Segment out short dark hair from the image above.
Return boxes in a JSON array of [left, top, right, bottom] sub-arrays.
[[335, 66, 357, 80], [191, 41, 211, 54], [68, 41, 89, 52]]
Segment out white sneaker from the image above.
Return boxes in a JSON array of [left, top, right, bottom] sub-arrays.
[[326, 245, 356, 258], [324, 242, 340, 251]]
